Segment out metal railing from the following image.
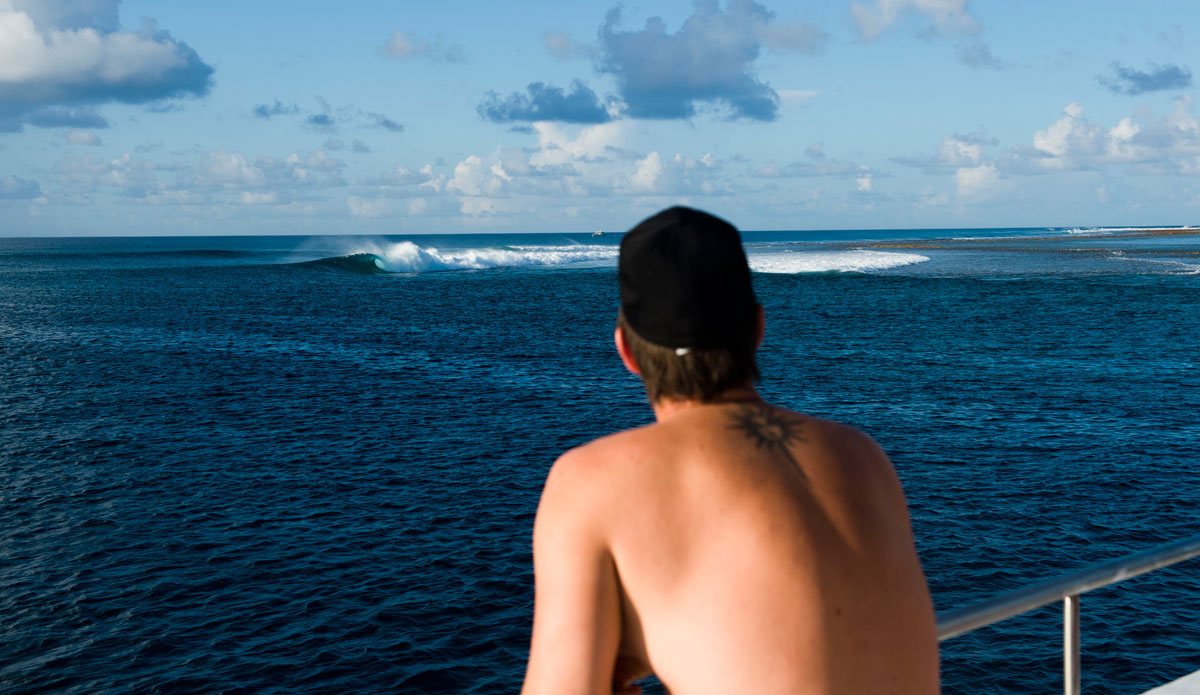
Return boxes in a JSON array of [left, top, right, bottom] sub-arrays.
[[935, 534, 1200, 695]]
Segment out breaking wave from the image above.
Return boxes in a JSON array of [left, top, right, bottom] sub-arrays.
[[296, 253, 390, 274], [295, 242, 929, 276], [300, 241, 620, 274], [747, 249, 930, 274]]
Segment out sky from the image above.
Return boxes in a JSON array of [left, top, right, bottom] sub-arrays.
[[1, 0, 1199, 236]]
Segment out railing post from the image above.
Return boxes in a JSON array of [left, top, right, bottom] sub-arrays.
[[1064, 594, 1080, 695]]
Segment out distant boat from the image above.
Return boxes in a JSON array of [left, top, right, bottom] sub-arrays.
[[591, 230, 605, 237]]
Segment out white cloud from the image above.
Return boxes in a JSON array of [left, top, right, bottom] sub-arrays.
[[239, 191, 277, 205], [530, 121, 626, 168], [46, 146, 347, 207], [359, 163, 444, 197], [428, 122, 730, 216], [1014, 100, 1200, 172], [347, 195, 390, 217], [954, 163, 998, 199], [851, 0, 976, 39], [189, 149, 347, 190], [857, 174, 874, 192], [628, 151, 664, 193], [938, 133, 985, 166], [1032, 102, 1096, 159], [623, 151, 724, 196], [195, 151, 266, 186], [0, 1, 212, 129], [52, 151, 169, 197], [447, 154, 507, 197], [1106, 117, 1142, 162]]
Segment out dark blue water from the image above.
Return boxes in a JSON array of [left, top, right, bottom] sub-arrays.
[[2, 230, 1198, 694]]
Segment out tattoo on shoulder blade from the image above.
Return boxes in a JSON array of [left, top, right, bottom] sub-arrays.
[[727, 405, 806, 468]]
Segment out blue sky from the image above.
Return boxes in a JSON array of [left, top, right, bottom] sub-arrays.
[[1, 0, 1199, 235]]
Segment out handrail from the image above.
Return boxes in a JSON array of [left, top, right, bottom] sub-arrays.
[[936, 533, 1200, 695]]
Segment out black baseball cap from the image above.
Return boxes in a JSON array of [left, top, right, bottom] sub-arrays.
[[618, 206, 756, 350]]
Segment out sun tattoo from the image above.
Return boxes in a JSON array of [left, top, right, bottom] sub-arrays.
[[727, 405, 806, 468]]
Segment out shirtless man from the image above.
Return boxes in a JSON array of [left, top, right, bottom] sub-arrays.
[[522, 207, 940, 694]]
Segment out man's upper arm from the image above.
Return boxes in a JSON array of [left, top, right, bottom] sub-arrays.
[[522, 451, 622, 695]]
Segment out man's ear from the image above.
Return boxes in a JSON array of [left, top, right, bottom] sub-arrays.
[[614, 326, 641, 376], [754, 303, 766, 349]]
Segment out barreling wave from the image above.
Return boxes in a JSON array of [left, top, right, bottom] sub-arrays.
[[748, 249, 930, 274], [296, 253, 391, 274], [294, 242, 931, 276], [297, 241, 619, 274]]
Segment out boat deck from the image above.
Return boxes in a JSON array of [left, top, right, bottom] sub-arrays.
[[1142, 670, 1200, 695]]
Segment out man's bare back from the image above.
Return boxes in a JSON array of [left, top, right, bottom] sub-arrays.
[[522, 207, 938, 694], [524, 398, 939, 694]]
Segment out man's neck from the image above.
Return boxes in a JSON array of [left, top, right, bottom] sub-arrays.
[[651, 385, 763, 422]]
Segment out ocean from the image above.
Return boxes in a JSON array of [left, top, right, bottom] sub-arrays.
[[1, 226, 1198, 694]]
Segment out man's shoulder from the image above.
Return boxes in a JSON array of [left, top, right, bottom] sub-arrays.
[[791, 411, 885, 452], [548, 425, 657, 487], [535, 428, 657, 545]]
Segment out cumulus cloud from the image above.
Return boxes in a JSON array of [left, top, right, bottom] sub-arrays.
[[954, 163, 998, 199], [51, 151, 179, 199], [597, 0, 825, 121], [623, 151, 725, 195], [359, 163, 444, 196], [528, 121, 628, 169], [851, 0, 976, 40], [356, 120, 744, 218], [446, 154, 517, 198], [893, 131, 996, 170], [1098, 62, 1192, 95], [997, 98, 1200, 174], [380, 29, 465, 62], [1018, 102, 1108, 169], [0, 174, 41, 199], [46, 147, 349, 206], [478, 80, 611, 124], [0, 1, 214, 131], [253, 99, 299, 119], [239, 191, 276, 205]]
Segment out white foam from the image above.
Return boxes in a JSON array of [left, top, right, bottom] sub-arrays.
[[1063, 225, 1196, 235], [350, 241, 618, 273], [1109, 253, 1200, 275], [748, 249, 930, 274]]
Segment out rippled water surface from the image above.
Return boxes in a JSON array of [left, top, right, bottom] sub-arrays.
[[1, 230, 1198, 694]]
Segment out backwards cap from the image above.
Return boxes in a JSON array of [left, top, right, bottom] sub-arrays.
[[618, 206, 756, 350]]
